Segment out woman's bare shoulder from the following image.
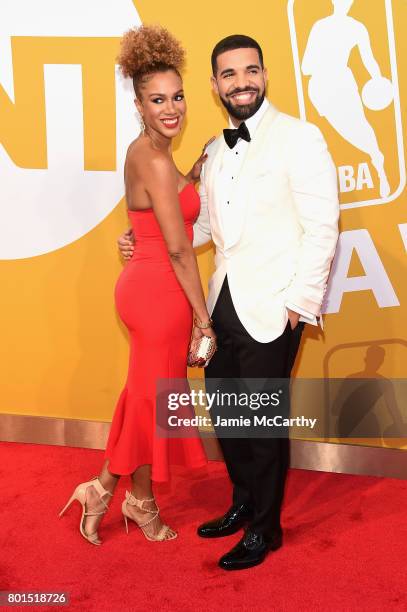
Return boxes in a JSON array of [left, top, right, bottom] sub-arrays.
[[126, 138, 169, 167], [125, 137, 149, 162]]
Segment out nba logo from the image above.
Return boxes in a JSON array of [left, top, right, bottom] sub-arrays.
[[288, 0, 405, 210]]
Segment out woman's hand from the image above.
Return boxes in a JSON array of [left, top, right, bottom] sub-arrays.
[[188, 325, 217, 368], [118, 228, 135, 260], [192, 324, 216, 341], [200, 326, 216, 341], [185, 137, 216, 183]]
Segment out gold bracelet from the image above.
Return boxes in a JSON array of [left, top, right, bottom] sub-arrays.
[[194, 317, 213, 329]]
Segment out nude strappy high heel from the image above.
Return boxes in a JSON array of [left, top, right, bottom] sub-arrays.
[[59, 476, 113, 545], [121, 490, 177, 542]]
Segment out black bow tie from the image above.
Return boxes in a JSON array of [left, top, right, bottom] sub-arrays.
[[223, 122, 251, 149]]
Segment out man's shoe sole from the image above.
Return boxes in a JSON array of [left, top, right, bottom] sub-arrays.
[[197, 524, 246, 538], [219, 555, 267, 571]]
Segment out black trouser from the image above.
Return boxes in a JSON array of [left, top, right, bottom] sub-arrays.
[[205, 276, 304, 539]]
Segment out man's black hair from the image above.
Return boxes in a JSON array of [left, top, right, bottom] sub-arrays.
[[211, 34, 264, 75]]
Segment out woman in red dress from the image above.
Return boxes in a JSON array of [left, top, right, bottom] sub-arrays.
[[59, 25, 215, 544]]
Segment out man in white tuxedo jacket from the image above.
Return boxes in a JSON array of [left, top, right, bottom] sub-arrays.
[[193, 35, 339, 571]]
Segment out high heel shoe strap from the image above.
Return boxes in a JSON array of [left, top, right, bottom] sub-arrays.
[[125, 490, 157, 511], [90, 476, 113, 508]]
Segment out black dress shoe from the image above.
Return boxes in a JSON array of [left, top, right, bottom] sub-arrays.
[[197, 504, 252, 538], [218, 529, 283, 571]]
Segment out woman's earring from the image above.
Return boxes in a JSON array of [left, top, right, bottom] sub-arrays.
[[138, 114, 145, 134]]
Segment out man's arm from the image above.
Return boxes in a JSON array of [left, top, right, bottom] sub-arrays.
[[193, 163, 212, 248], [117, 227, 134, 260], [285, 301, 318, 328], [284, 121, 339, 316]]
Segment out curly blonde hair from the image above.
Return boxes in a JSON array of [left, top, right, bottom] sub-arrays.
[[117, 25, 185, 95]]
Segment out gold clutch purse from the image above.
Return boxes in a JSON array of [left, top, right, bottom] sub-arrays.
[[187, 336, 216, 368]]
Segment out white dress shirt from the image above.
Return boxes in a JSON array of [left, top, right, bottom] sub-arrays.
[[217, 98, 318, 326]]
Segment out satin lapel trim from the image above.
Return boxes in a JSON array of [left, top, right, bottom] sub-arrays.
[[225, 105, 281, 250]]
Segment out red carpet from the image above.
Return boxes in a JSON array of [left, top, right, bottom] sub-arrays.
[[1, 441, 406, 611]]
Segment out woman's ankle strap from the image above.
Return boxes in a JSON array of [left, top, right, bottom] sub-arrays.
[[125, 490, 155, 510], [91, 476, 113, 498]]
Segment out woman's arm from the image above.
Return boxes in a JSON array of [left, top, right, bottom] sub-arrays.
[[141, 151, 212, 327], [118, 138, 215, 260]]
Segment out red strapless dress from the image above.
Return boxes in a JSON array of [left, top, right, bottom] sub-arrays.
[[104, 183, 207, 481]]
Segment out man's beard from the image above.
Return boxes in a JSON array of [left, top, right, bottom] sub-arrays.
[[219, 88, 265, 121]]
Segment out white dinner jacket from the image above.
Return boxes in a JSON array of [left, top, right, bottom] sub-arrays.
[[193, 103, 339, 343]]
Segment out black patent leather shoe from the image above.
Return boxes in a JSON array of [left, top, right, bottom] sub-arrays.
[[218, 530, 282, 571], [197, 504, 252, 538]]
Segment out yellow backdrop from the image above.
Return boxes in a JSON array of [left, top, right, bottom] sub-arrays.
[[0, 0, 406, 450]]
